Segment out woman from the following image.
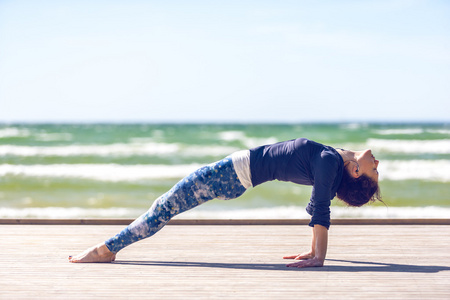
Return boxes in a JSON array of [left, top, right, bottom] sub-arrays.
[[69, 138, 381, 268]]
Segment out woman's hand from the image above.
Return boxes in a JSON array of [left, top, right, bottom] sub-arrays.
[[285, 257, 324, 268], [283, 251, 314, 260], [283, 224, 328, 268]]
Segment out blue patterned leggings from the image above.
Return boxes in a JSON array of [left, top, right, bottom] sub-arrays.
[[105, 156, 247, 254]]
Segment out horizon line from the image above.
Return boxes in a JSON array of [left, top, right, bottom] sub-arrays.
[[1, 120, 449, 125]]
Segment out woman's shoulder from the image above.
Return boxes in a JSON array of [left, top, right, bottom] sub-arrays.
[[310, 145, 343, 178]]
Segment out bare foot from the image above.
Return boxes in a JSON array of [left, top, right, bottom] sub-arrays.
[[69, 243, 116, 263]]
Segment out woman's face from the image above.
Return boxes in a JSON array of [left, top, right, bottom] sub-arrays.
[[356, 149, 379, 182]]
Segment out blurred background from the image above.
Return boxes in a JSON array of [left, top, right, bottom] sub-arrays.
[[0, 1, 449, 219]]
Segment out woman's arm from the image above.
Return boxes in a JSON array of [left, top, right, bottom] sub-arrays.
[[284, 224, 328, 268]]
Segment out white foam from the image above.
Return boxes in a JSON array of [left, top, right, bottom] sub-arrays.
[[378, 160, 450, 182], [0, 142, 180, 157], [182, 145, 240, 157], [0, 127, 31, 138], [0, 163, 202, 181], [1, 159, 449, 182], [330, 206, 450, 219], [218, 130, 278, 148], [374, 129, 423, 135], [128, 137, 155, 143], [367, 138, 450, 154], [0, 128, 73, 141], [1, 205, 447, 219], [0, 207, 144, 219], [178, 206, 450, 219], [0, 142, 238, 157], [218, 131, 247, 142], [426, 129, 450, 135], [176, 206, 311, 219], [339, 123, 366, 130], [34, 133, 73, 141]]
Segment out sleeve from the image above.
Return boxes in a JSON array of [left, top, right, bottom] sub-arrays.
[[307, 155, 338, 229]]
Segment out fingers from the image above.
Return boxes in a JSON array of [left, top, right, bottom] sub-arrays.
[[283, 254, 309, 260], [286, 262, 300, 267], [283, 255, 299, 260]]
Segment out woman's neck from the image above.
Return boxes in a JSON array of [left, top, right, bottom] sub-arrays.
[[336, 149, 356, 163]]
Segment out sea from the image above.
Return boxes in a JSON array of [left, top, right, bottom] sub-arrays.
[[1, 123, 449, 220]]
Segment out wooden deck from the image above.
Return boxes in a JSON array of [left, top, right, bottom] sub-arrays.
[[0, 223, 449, 299]]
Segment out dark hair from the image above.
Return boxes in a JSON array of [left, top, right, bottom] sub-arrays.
[[336, 168, 382, 207]]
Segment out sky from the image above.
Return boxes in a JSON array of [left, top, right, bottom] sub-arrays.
[[0, 0, 449, 123]]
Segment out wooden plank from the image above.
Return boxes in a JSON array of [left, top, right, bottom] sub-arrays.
[[0, 218, 449, 225], [0, 225, 449, 299]]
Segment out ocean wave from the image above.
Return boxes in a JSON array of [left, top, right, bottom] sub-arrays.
[[1, 205, 448, 219], [338, 123, 367, 130], [427, 129, 450, 135], [181, 145, 240, 157], [218, 130, 278, 148], [182, 206, 450, 219], [0, 163, 202, 181], [1, 159, 449, 182], [34, 133, 73, 141], [0, 127, 31, 138], [0, 207, 144, 219], [128, 137, 155, 143], [367, 138, 450, 154], [373, 128, 450, 136], [0, 127, 74, 141], [378, 160, 450, 182], [0, 143, 238, 157], [373, 129, 424, 135], [331, 206, 450, 219]]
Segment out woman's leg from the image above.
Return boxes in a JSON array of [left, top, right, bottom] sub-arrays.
[[69, 156, 246, 262]]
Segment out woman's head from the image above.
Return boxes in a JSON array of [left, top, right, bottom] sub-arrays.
[[345, 149, 379, 182], [336, 149, 382, 206]]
